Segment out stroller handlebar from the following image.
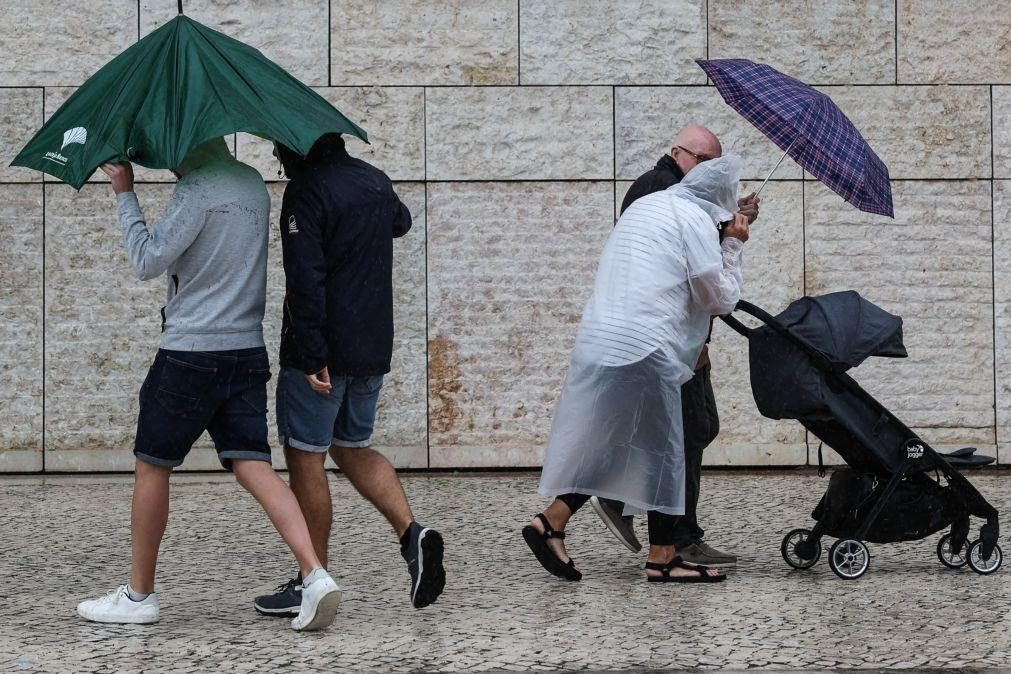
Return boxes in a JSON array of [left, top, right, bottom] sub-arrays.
[[719, 300, 778, 338]]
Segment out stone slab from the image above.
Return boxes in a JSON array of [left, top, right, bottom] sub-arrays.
[[0, 1, 137, 87], [805, 180, 995, 451], [706, 181, 808, 465], [330, 0, 518, 85], [43, 184, 179, 468], [995, 87, 1011, 179], [236, 87, 425, 182], [0, 89, 43, 183], [615, 87, 803, 181], [709, 0, 896, 84], [426, 182, 615, 466], [0, 185, 43, 471], [994, 180, 1010, 463], [898, 0, 1011, 84], [141, 0, 328, 86], [815, 85, 991, 179], [426, 87, 613, 180], [518, 0, 706, 85]]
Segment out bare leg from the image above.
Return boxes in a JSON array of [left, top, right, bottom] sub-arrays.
[[329, 445, 414, 538], [285, 444, 332, 567], [645, 544, 722, 578], [129, 459, 172, 594], [528, 498, 579, 568], [232, 459, 322, 578]]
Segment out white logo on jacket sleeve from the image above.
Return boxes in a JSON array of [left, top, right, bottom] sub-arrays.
[[287, 215, 298, 234], [61, 127, 88, 150]]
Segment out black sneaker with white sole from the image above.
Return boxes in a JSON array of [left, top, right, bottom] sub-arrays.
[[253, 575, 302, 617], [401, 522, 445, 609]]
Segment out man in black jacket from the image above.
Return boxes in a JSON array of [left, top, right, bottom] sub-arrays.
[[254, 134, 445, 616], [591, 125, 759, 567]]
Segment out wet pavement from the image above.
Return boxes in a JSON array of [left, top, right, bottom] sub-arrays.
[[1, 471, 1010, 672]]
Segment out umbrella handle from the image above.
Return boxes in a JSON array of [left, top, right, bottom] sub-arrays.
[[754, 137, 798, 198]]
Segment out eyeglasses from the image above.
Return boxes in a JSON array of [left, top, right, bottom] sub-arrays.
[[675, 145, 714, 163]]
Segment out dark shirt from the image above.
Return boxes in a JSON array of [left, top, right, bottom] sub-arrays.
[[619, 153, 686, 216], [279, 143, 412, 376]]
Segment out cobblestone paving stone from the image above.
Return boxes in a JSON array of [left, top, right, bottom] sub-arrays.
[[1, 472, 1010, 672]]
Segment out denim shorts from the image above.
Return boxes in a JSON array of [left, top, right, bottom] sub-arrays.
[[135, 348, 273, 471], [276, 366, 384, 453]]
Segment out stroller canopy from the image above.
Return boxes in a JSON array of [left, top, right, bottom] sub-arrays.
[[775, 291, 906, 372]]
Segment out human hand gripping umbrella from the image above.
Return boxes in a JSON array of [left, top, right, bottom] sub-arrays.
[[697, 59, 893, 218], [11, 2, 366, 188]]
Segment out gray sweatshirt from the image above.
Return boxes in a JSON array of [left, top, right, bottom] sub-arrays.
[[115, 139, 270, 351]]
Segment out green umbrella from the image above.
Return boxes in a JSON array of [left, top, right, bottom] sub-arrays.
[[11, 8, 367, 189]]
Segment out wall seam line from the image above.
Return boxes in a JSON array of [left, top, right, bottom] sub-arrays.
[[991, 84, 998, 461], [423, 86, 431, 468]]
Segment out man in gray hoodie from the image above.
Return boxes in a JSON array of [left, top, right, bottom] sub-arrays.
[[75, 138, 341, 632]]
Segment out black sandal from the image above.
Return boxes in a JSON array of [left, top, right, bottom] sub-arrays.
[[645, 555, 726, 583], [522, 513, 582, 581]]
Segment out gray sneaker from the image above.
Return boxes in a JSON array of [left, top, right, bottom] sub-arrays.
[[679, 541, 738, 566], [590, 496, 642, 552]]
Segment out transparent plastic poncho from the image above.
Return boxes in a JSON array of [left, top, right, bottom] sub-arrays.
[[539, 155, 745, 515]]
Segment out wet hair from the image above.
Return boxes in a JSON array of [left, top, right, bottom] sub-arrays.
[[275, 142, 306, 180], [276, 133, 346, 180]]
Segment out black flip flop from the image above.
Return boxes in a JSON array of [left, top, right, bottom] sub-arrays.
[[522, 513, 582, 581], [645, 555, 726, 583]]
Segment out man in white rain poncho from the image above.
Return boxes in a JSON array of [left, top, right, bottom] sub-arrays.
[[522, 155, 749, 584]]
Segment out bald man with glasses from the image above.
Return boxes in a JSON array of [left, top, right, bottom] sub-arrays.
[[594, 125, 760, 567]]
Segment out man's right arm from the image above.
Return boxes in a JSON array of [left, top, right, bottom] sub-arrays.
[[686, 213, 748, 316], [280, 182, 329, 374]]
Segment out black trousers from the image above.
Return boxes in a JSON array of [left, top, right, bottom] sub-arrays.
[[557, 364, 720, 548]]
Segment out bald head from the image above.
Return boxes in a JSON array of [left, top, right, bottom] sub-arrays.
[[672, 125, 722, 174]]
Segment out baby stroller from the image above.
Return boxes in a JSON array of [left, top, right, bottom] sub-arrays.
[[722, 291, 1002, 580]]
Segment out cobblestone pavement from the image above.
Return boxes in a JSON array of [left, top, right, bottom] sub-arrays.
[[2, 471, 1010, 672]]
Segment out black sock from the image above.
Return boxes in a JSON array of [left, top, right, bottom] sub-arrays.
[[399, 522, 416, 553]]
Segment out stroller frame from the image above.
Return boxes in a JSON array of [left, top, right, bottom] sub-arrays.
[[722, 299, 1001, 579]]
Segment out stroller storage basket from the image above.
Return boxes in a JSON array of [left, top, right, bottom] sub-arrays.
[[813, 470, 959, 544]]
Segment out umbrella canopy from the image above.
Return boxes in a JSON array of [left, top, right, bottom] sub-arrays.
[[11, 14, 367, 189], [697, 58, 893, 217]]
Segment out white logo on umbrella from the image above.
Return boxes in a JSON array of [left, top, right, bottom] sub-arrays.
[[61, 127, 88, 151]]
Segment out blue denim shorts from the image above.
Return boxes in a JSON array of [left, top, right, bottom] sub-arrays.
[[276, 366, 384, 453], [135, 348, 273, 471]]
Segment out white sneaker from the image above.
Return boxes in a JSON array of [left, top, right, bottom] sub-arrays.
[[290, 569, 342, 632], [77, 585, 159, 624]]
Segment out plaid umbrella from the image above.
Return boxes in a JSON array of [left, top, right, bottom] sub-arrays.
[[697, 58, 893, 218]]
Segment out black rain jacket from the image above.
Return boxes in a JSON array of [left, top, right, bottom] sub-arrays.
[[279, 142, 411, 376], [619, 153, 686, 216]]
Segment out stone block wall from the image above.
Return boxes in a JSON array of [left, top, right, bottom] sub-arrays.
[[1, 0, 1009, 471]]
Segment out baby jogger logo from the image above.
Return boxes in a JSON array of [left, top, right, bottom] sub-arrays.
[[43, 127, 88, 166]]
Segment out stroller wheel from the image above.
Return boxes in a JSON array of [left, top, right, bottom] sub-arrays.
[[936, 533, 968, 569], [781, 528, 821, 569], [966, 540, 1003, 575], [828, 539, 870, 580]]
